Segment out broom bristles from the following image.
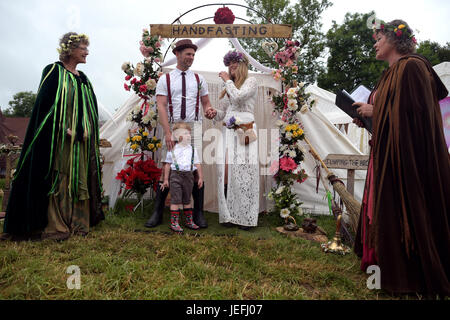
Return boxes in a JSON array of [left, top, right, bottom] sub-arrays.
[[328, 174, 360, 233]]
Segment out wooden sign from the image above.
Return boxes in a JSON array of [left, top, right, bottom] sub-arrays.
[[323, 154, 369, 197], [150, 24, 292, 38], [323, 154, 369, 170]]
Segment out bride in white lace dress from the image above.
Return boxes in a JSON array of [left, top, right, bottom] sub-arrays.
[[213, 51, 259, 229]]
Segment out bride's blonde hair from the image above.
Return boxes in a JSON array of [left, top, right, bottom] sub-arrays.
[[219, 58, 249, 100]]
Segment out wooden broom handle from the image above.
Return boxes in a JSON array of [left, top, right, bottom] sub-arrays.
[[303, 136, 332, 176]]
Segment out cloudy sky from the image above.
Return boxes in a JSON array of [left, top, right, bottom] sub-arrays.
[[0, 0, 449, 114]]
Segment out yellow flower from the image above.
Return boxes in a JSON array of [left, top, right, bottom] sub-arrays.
[[156, 143, 162, 149], [297, 129, 304, 136], [152, 136, 158, 141], [293, 132, 298, 138], [394, 28, 398, 32], [130, 144, 138, 150], [132, 135, 142, 142], [398, 24, 405, 29], [126, 137, 130, 143], [142, 132, 149, 137], [292, 124, 298, 130], [148, 143, 155, 150]]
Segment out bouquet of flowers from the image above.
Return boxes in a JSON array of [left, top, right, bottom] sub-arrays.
[[116, 158, 162, 198], [122, 29, 164, 100], [126, 104, 158, 130], [126, 128, 162, 154], [267, 185, 303, 224], [224, 116, 242, 129]]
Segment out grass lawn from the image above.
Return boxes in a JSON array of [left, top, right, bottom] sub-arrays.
[[0, 198, 418, 300]]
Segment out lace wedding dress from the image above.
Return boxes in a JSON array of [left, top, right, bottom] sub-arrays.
[[215, 77, 260, 227]]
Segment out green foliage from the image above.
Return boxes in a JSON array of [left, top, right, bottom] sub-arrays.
[[317, 11, 387, 93], [416, 40, 450, 66], [3, 91, 36, 117], [241, 0, 331, 83]]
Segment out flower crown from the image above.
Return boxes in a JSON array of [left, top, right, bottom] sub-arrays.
[[223, 50, 247, 66], [57, 34, 90, 54], [372, 21, 416, 44]]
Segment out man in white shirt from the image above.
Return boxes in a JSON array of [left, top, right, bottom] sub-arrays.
[[145, 39, 216, 229]]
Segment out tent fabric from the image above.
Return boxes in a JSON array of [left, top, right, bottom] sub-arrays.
[[100, 68, 368, 217]]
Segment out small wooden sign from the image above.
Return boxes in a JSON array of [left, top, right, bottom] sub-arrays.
[[150, 24, 292, 38], [323, 154, 369, 170], [323, 154, 369, 197]]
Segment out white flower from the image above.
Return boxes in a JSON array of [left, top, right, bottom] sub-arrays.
[[285, 132, 293, 140], [142, 114, 152, 124], [134, 62, 145, 76], [133, 105, 141, 114], [146, 78, 157, 90], [280, 208, 290, 218], [287, 99, 298, 111], [267, 192, 274, 201], [298, 207, 304, 216], [275, 119, 285, 127], [275, 186, 285, 194], [287, 88, 297, 99], [300, 104, 308, 114], [126, 114, 133, 122], [121, 62, 131, 72], [234, 117, 242, 125], [151, 120, 157, 128], [289, 150, 296, 158], [298, 82, 305, 88]]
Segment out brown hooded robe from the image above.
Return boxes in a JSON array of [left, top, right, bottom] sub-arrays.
[[364, 54, 450, 295]]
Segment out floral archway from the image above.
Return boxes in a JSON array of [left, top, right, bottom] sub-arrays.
[[116, 5, 317, 227]]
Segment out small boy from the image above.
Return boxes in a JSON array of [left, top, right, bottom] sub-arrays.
[[162, 122, 203, 233]]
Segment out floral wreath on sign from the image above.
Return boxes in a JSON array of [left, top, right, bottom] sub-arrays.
[[214, 7, 235, 24], [266, 40, 316, 225], [117, 28, 164, 201]]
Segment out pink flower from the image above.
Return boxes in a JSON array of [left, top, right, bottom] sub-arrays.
[[269, 160, 279, 175], [280, 157, 297, 172], [124, 83, 130, 91], [155, 42, 161, 48], [154, 57, 160, 63], [125, 75, 132, 81]]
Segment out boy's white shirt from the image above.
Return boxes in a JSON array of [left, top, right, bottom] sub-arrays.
[[165, 143, 200, 171]]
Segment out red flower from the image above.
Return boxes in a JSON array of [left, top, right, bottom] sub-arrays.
[[125, 75, 132, 81], [214, 7, 235, 24], [396, 29, 403, 37], [124, 83, 130, 91], [131, 78, 137, 85], [139, 84, 147, 93]]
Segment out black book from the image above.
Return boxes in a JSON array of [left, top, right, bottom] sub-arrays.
[[335, 89, 373, 134]]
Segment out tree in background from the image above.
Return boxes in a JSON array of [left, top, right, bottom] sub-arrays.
[[317, 11, 386, 93], [416, 40, 450, 66], [241, 0, 331, 83], [2, 91, 36, 117]]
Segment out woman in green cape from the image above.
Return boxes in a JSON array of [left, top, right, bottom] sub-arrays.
[[2, 32, 104, 241]]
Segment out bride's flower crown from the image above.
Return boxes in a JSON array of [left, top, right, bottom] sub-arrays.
[[223, 50, 247, 66]]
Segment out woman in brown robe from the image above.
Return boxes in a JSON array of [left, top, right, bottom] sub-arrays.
[[353, 19, 450, 296]]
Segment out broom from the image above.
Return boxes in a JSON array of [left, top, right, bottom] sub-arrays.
[[303, 136, 361, 233]]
